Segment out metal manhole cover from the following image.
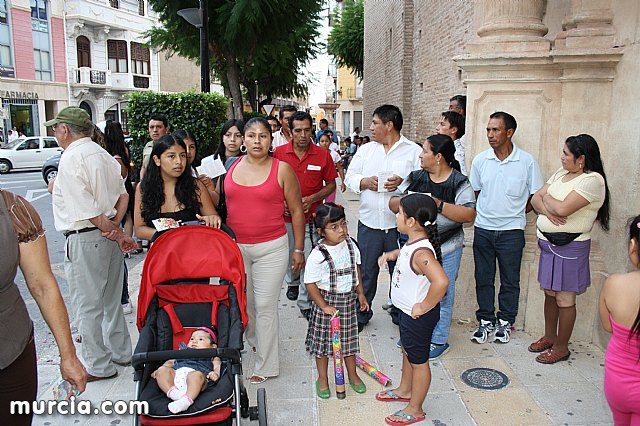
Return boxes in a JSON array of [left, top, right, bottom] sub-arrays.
[[461, 368, 510, 390]]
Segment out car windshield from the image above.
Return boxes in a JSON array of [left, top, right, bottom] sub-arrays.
[[3, 138, 25, 149]]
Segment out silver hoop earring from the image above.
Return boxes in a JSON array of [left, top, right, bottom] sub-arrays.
[[268, 145, 274, 153], [240, 145, 247, 153]]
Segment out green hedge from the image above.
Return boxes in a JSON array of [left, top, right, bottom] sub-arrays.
[[126, 91, 229, 167]]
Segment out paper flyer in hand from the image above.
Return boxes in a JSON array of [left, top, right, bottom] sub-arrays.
[[196, 155, 226, 179], [152, 217, 180, 231]]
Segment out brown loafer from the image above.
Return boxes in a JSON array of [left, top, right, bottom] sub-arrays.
[[528, 337, 553, 353], [536, 348, 570, 364], [86, 371, 118, 382]]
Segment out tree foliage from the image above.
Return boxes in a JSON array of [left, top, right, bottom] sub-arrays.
[[327, 0, 364, 79], [145, 0, 323, 117], [126, 91, 228, 166]]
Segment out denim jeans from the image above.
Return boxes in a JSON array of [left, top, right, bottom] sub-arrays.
[[357, 222, 398, 324], [473, 227, 525, 325], [431, 246, 464, 345]]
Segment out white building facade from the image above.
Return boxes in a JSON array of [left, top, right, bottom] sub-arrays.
[[64, 0, 160, 131]]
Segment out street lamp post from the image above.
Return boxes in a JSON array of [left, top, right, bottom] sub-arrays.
[[255, 80, 259, 112], [178, 0, 210, 93]]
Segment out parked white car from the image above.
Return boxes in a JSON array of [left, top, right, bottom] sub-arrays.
[[0, 136, 63, 174]]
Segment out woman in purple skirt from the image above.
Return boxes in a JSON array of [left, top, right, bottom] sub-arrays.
[[529, 134, 610, 364]]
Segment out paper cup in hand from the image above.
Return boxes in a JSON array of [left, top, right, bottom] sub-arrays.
[[377, 171, 393, 192]]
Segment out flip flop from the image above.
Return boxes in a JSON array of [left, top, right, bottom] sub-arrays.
[[249, 375, 268, 384], [385, 410, 426, 426], [375, 389, 410, 402]]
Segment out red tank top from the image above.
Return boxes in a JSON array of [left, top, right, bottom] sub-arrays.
[[225, 158, 287, 244]]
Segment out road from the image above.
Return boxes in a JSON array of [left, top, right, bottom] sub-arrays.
[[0, 170, 144, 367]]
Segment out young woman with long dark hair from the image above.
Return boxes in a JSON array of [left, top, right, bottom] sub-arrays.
[[134, 135, 221, 241]]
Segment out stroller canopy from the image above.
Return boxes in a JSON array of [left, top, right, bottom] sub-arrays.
[[137, 226, 248, 330]]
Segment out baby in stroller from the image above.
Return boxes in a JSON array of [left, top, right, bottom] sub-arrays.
[[152, 327, 222, 413]]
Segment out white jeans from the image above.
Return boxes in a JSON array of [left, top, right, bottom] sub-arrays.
[[238, 234, 289, 377]]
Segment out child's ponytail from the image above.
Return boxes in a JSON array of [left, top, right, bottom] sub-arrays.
[[400, 193, 442, 264], [308, 213, 317, 248], [425, 223, 443, 265]]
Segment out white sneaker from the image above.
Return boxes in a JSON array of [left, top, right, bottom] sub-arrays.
[[121, 302, 132, 315], [471, 320, 495, 344], [493, 319, 511, 343]]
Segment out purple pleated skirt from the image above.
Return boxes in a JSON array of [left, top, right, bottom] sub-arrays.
[[538, 239, 592, 294]]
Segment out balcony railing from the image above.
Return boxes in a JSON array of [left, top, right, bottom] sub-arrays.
[[133, 75, 150, 89], [345, 88, 363, 99], [71, 67, 112, 87]]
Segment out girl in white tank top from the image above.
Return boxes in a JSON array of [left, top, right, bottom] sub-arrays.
[[376, 193, 449, 425]]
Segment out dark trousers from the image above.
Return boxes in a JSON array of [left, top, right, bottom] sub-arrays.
[[473, 227, 525, 325], [357, 221, 399, 324], [0, 332, 37, 426]]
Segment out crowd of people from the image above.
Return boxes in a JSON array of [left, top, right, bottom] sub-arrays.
[[1, 98, 638, 425]]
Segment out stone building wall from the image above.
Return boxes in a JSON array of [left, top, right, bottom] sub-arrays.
[[363, 0, 474, 141], [363, 0, 415, 134], [362, 0, 640, 348]]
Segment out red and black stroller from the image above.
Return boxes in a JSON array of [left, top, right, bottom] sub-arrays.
[[132, 225, 267, 425]]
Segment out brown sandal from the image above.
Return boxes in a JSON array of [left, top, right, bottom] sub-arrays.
[[536, 348, 570, 364], [528, 337, 553, 353]]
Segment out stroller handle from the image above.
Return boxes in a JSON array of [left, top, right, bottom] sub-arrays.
[[132, 347, 241, 370]]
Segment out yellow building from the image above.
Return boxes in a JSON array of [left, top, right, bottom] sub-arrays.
[[334, 66, 363, 139]]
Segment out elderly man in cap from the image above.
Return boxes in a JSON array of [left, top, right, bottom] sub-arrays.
[[46, 107, 135, 381]]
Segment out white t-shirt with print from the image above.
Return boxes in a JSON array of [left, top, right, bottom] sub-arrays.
[[303, 239, 361, 293]]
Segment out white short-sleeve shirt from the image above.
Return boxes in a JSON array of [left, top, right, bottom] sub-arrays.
[[303, 239, 361, 293], [52, 137, 126, 232]]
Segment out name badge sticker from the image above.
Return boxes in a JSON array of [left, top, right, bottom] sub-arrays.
[[307, 164, 321, 171]]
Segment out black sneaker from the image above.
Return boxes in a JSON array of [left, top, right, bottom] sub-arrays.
[[300, 309, 311, 320], [286, 286, 299, 301]]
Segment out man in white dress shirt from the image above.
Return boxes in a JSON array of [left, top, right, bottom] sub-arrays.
[[344, 105, 421, 330], [272, 105, 297, 148]]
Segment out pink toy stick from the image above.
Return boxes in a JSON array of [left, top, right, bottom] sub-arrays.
[[356, 354, 392, 386], [331, 315, 346, 399]]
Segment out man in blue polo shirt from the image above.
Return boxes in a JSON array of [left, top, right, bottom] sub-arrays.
[[469, 111, 543, 344]]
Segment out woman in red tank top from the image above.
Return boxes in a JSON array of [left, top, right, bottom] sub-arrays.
[[223, 117, 305, 384]]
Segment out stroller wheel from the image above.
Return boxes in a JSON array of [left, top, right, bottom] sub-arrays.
[[257, 387, 267, 426], [240, 385, 250, 418]]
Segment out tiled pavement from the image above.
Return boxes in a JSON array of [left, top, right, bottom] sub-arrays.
[[33, 187, 613, 425]]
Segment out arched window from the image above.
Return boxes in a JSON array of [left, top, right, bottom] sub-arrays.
[[79, 101, 93, 121], [76, 36, 91, 68]]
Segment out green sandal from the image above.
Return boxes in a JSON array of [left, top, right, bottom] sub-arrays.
[[316, 380, 330, 399], [349, 380, 366, 394]]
